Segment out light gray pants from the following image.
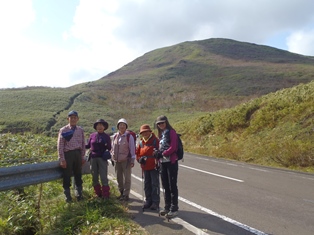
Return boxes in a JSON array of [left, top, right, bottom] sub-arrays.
[[90, 157, 109, 186], [115, 160, 132, 196]]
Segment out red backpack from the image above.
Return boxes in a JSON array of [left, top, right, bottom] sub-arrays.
[[126, 130, 137, 151]]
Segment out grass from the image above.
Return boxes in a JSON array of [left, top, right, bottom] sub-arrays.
[[0, 133, 147, 235], [0, 178, 147, 235], [176, 80, 314, 172]]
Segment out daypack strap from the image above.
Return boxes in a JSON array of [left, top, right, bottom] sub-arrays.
[[139, 138, 157, 148]]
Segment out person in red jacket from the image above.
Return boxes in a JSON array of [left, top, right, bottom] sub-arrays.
[[136, 124, 160, 210]]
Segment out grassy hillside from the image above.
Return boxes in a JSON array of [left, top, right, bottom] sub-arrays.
[[0, 87, 81, 134], [0, 38, 313, 139], [176, 80, 314, 172]]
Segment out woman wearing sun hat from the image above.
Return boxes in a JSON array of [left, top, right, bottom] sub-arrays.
[[136, 124, 160, 210], [85, 119, 112, 199]]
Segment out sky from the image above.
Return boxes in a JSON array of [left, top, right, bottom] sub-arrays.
[[1, 0, 314, 89]]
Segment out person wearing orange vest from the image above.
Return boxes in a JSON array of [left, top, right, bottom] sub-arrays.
[[136, 124, 160, 210]]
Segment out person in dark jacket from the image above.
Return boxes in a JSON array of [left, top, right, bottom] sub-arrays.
[[85, 119, 112, 199], [136, 124, 160, 210], [155, 115, 179, 218]]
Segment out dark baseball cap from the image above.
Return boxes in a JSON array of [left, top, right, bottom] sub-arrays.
[[68, 110, 78, 117], [156, 115, 168, 124]]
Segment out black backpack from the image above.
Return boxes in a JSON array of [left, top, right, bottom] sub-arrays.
[[177, 134, 184, 161]]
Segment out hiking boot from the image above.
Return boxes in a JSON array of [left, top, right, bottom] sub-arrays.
[[119, 195, 129, 201], [117, 190, 123, 199], [150, 203, 158, 210], [94, 184, 102, 197], [65, 198, 72, 203], [75, 186, 83, 200], [166, 211, 178, 218], [101, 185, 110, 199], [64, 189, 72, 203], [76, 195, 83, 201], [159, 208, 169, 216], [142, 202, 151, 209]]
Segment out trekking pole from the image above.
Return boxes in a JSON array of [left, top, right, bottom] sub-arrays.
[[141, 168, 145, 211], [159, 167, 165, 217]]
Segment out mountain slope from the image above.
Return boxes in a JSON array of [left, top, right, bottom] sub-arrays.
[[0, 38, 314, 135], [176, 80, 314, 171]]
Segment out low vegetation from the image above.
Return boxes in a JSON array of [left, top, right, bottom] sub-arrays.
[[0, 133, 146, 235], [176, 81, 314, 172]]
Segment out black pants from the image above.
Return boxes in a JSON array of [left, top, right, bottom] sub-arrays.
[[63, 150, 82, 190], [144, 168, 160, 205], [160, 161, 178, 212]]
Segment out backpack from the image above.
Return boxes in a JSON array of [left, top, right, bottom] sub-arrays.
[[177, 133, 184, 161], [126, 130, 137, 151]]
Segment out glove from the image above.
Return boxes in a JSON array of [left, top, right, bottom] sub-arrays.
[[138, 156, 146, 165], [154, 149, 163, 159]]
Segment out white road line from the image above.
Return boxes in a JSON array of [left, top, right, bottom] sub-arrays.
[[303, 199, 314, 204], [109, 174, 210, 235], [248, 167, 269, 172], [180, 165, 244, 182], [171, 217, 210, 235], [178, 196, 267, 235], [131, 174, 267, 235]]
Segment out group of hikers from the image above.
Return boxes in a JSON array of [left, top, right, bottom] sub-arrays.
[[57, 110, 180, 218]]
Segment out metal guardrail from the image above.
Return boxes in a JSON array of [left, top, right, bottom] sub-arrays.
[[0, 161, 91, 192], [0, 161, 62, 192]]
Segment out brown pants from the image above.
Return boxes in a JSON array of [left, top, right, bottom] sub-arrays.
[[115, 160, 132, 196]]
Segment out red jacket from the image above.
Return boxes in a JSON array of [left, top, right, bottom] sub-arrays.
[[136, 133, 159, 171]]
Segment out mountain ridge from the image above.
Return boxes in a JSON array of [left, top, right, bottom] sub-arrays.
[[0, 38, 313, 136]]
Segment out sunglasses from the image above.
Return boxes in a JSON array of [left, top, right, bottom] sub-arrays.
[[157, 122, 165, 125]]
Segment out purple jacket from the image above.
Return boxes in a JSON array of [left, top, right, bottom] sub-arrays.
[[161, 129, 178, 164], [85, 132, 111, 158]]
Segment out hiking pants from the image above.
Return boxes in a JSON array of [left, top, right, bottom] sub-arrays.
[[90, 157, 109, 186], [115, 160, 132, 196], [144, 168, 160, 205], [160, 160, 178, 212], [63, 149, 83, 190]]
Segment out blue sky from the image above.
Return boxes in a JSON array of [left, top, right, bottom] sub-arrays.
[[1, 0, 314, 89]]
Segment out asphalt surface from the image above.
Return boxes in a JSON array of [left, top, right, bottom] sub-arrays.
[[108, 152, 314, 235]]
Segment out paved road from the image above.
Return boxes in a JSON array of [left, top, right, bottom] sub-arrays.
[[108, 152, 314, 235]]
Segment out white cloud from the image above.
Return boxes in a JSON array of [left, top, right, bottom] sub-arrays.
[[1, 0, 314, 89], [0, 0, 35, 36], [287, 30, 314, 56]]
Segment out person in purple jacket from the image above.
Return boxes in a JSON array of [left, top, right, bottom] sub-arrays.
[[85, 119, 112, 199], [155, 115, 179, 218]]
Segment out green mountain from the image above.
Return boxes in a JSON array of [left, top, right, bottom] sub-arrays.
[[0, 38, 313, 136]]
